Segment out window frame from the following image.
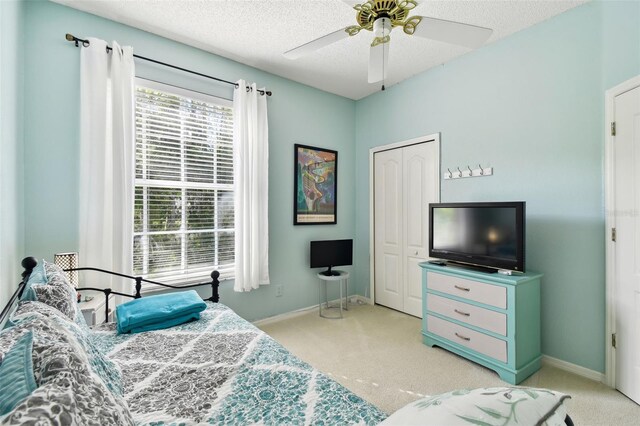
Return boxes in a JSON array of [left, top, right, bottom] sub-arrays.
[[133, 78, 234, 287]]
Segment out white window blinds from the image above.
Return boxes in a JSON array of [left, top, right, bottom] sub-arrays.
[[134, 79, 234, 281]]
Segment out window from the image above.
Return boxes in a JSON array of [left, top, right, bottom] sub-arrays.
[[133, 79, 234, 282]]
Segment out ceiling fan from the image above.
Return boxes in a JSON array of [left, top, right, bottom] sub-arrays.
[[283, 0, 493, 86]]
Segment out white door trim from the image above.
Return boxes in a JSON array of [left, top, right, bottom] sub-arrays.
[[604, 75, 640, 388], [368, 133, 441, 305]]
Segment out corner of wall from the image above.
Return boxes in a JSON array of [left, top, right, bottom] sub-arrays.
[[0, 0, 26, 307]]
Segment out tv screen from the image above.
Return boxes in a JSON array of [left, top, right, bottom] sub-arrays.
[[310, 239, 353, 276], [429, 202, 525, 272]]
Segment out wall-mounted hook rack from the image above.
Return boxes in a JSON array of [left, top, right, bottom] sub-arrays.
[[443, 164, 493, 180]]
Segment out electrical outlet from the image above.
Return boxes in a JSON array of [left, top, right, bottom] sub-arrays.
[[275, 285, 283, 297]]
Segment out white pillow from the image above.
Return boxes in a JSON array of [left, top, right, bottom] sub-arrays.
[[382, 387, 570, 426]]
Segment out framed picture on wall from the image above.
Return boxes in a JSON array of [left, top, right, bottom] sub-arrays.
[[293, 144, 338, 225]]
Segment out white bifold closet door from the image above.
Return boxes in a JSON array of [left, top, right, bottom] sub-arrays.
[[374, 142, 439, 317]]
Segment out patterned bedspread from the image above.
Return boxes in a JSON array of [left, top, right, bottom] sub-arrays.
[[91, 303, 387, 425]]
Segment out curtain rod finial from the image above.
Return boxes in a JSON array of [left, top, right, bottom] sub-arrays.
[[66, 33, 89, 47], [65, 33, 79, 47]]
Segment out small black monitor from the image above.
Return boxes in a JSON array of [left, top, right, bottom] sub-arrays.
[[310, 239, 353, 276]]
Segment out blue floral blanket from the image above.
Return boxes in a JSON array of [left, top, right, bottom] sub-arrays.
[[91, 302, 387, 425]]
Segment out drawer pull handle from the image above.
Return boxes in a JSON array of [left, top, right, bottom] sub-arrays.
[[455, 332, 471, 341], [454, 309, 470, 317], [454, 285, 470, 292]]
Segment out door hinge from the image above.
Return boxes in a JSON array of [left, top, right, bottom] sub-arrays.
[[611, 228, 616, 242], [612, 333, 617, 348], [611, 122, 616, 136]]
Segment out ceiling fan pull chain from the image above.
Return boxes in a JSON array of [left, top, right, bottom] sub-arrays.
[[382, 17, 387, 92], [381, 45, 385, 91]]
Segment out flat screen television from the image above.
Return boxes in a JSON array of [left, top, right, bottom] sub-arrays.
[[310, 239, 353, 276], [429, 202, 525, 273]]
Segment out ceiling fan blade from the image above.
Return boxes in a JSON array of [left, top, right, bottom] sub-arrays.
[[413, 16, 492, 49], [284, 27, 351, 60], [368, 41, 389, 83]]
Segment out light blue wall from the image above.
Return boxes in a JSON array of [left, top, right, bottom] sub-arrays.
[[21, 0, 356, 321], [602, 0, 640, 89], [0, 0, 25, 308], [354, 0, 640, 373], [13, 0, 640, 372]]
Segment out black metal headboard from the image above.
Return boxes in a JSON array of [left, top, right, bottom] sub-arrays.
[[0, 256, 220, 326], [0, 257, 37, 326]]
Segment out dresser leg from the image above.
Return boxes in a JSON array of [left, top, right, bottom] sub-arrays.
[[496, 369, 517, 385], [423, 335, 438, 347]]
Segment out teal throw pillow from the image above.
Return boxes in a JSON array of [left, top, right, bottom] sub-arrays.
[[0, 331, 37, 415]]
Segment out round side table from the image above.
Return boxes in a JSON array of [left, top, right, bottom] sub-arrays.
[[316, 270, 349, 319]]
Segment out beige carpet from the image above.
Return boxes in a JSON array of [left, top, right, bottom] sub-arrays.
[[257, 303, 640, 425]]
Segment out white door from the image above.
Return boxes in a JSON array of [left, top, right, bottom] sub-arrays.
[[403, 143, 438, 317], [614, 85, 640, 403], [374, 148, 404, 311], [374, 142, 439, 316]]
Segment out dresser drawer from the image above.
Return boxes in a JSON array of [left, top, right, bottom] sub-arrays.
[[427, 294, 507, 336], [427, 314, 507, 363], [426, 272, 506, 309]]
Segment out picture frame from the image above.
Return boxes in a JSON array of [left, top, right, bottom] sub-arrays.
[[293, 144, 338, 225]]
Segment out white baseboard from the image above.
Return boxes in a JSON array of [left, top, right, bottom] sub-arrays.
[[355, 295, 371, 305], [252, 295, 370, 326], [252, 304, 318, 326], [542, 355, 605, 383]]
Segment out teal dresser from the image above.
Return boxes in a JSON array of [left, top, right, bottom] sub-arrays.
[[420, 262, 542, 384]]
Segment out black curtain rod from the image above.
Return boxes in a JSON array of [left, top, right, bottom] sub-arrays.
[[65, 34, 272, 96]]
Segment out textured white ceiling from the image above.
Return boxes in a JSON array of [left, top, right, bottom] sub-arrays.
[[52, 0, 586, 100]]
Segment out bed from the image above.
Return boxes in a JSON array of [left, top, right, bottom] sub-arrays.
[[0, 257, 387, 425], [92, 302, 386, 425], [0, 257, 573, 425]]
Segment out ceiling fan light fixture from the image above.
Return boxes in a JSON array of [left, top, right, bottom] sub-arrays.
[[369, 16, 390, 84], [373, 17, 392, 37]]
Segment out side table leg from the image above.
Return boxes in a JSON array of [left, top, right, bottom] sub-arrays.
[[324, 280, 329, 308], [318, 279, 322, 317], [339, 276, 343, 318], [344, 277, 349, 311]]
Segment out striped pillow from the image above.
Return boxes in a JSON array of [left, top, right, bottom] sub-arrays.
[[0, 331, 36, 415]]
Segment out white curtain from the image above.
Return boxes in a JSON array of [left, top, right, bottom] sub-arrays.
[[233, 80, 270, 292], [79, 38, 135, 297]]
